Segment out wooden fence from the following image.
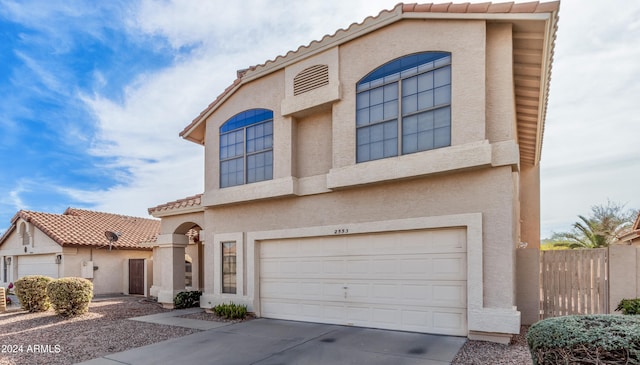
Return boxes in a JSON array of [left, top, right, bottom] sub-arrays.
[[540, 248, 608, 319]]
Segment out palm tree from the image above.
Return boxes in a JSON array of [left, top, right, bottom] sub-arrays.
[[551, 201, 637, 249]]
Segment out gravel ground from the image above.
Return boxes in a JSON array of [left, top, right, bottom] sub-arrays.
[[1, 296, 531, 365], [452, 326, 533, 365], [0, 297, 198, 365]]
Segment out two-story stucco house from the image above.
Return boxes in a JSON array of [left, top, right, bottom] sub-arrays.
[[147, 1, 560, 342]]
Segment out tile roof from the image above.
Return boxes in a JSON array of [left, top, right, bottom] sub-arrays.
[[148, 194, 203, 216], [180, 1, 560, 159], [0, 208, 159, 250]]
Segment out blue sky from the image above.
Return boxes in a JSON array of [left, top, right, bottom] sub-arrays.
[[0, 0, 639, 238]]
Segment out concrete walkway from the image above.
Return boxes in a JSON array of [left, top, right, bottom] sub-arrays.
[[128, 307, 232, 331], [77, 312, 466, 365]]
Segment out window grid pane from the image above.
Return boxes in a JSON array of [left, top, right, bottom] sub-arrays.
[[357, 53, 451, 163], [356, 120, 398, 162], [222, 242, 237, 294], [220, 113, 273, 188]]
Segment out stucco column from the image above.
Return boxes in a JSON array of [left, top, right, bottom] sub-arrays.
[[153, 234, 188, 307], [520, 164, 540, 248], [517, 163, 541, 324]]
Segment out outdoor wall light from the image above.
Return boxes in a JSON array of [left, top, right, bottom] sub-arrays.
[[55, 254, 62, 264], [5, 257, 11, 265]]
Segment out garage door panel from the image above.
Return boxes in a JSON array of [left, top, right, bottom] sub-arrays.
[[260, 228, 467, 336], [18, 255, 59, 279]]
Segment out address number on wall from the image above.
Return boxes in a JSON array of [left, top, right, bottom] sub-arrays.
[[334, 228, 349, 234]]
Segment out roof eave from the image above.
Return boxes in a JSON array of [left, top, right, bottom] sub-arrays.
[[149, 205, 205, 218]]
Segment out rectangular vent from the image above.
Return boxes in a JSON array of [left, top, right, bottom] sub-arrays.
[[293, 64, 329, 96]]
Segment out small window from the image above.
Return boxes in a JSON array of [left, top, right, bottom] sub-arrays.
[[185, 260, 193, 287], [222, 242, 237, 294], [220, 109, 274, 188], [356, 52, 451, 163], [2, 256, 6, 283]]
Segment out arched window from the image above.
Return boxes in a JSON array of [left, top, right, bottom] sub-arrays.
[[219, 109, 274, 188], [356, 52, 451, 163], [19, 222, 29, 246]]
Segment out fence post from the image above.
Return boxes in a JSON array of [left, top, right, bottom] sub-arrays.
[[517, 248, 540, 324], [608, 245, 638, 313]]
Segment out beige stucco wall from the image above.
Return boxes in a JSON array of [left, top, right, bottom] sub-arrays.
[[609, 245, 640, 312], [293, 110, 333, 178], [206, 166, 516, 310], [155, 16, 545, 337], [0, 220, 152, 295], [62, 247, 152, 295]]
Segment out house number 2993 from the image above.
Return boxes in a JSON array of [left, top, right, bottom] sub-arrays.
[[334, 228, 349, 234]]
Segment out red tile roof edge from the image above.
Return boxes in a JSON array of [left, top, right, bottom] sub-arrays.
[[148, 193, 203, 215], [0, 208, 159, 250]]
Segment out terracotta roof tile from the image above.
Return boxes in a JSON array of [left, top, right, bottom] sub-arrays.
[[0, 208, 159, 250], [430, 2, 453, 12], [467, 2, 492, 12], [448, 3, 471, 13], [148, 194, 203, 215], [487, 2, 514, 13], [511, 1, 539, 13], [535, 1, 560, 13]]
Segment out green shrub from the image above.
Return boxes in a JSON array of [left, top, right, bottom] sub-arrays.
[[616, 298, 640, 315], [47, 277, 93, 317], [174, 291, 202, 309], [527, 315, 640, 364], [213, 302, 247, 320], [14, 275, 53, 312]]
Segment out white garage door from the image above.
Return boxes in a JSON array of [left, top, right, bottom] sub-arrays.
[[260, 228, 467, 336], [17, 255, 59, 279]]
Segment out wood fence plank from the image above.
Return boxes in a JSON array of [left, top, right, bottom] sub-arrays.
[[539, 248, 609, 319]]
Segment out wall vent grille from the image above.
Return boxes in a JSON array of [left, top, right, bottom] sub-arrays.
[[293, 64, 329, 96]]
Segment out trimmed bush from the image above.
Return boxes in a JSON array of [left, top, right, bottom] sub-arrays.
[[46, 277, 93, 317], [213, 302, 247, 320], [14, 275, 53, 312], [527, 315, 640, 364], [616, 298, 640, 315], [174, 291, 201, 309]]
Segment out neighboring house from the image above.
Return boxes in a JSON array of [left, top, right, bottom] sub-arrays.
[[0, 208, 157, 296], [618, 213, 640, 244], [147, 1, 560, 342]]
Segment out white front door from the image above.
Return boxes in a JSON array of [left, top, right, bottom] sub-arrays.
[[259, 228, 467, 335]]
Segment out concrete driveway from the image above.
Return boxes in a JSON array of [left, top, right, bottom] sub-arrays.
[[78, 318, 466, 365]]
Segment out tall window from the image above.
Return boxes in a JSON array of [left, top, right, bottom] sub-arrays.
[[2, 257, 6, 283], [222, 242, 237, 294], [185, 260, 193, 287], [356, 52, 451, 163], [220, 109, 274, 188]]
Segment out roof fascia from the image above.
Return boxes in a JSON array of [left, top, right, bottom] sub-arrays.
[[150, 205, 205, 218], [402, 12, 551, 21], [533, 9, 557, 165]]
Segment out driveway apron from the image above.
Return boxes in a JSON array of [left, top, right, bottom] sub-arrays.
[[77, 318, 466, 365]]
